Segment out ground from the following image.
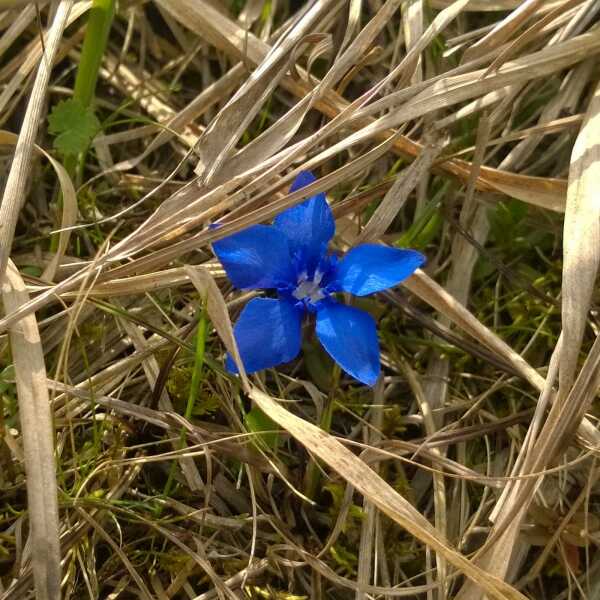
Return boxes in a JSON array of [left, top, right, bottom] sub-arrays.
[[0, 1, 599, 599]]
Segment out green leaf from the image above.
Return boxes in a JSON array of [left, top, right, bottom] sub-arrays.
[[329, 544, 358, 574], [0, 365, 15, 396], [303, 340, 334, 391], [245, 407, 279, 449], [48, 98, 101, 156]]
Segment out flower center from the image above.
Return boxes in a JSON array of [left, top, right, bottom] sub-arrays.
[[292, 271, 325, 304]]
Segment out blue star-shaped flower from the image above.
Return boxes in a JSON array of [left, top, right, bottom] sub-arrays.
[[213, 171, 426, 386]]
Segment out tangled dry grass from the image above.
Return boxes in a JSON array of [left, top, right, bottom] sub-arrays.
[[1, 0, 600, 598]]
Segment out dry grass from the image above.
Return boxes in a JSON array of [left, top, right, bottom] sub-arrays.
[[0, 0, 600, 598]]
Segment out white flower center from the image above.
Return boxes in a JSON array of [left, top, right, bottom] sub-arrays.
[[292, 271, 325, 303]]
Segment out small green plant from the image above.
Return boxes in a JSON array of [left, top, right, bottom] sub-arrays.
[[244, 406, 279, 450], [48, 0, 115, 172], [48, 98, 101, 157], [162, 299, 209, 500], [47, 0, 115, 255]]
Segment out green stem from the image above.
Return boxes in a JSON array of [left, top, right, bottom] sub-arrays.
[[305, 364, 340, 500], [184, 301, 209, 423], [74, 0, 115, 109], [162, 299, 208, 501], [51, 0, 115, 252], [66, 0, 115, 177]]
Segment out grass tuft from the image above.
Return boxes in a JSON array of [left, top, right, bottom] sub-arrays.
[[0, 1, 599, 598]]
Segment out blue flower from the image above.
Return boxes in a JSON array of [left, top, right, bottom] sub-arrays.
[[213, 171, 426, 386]]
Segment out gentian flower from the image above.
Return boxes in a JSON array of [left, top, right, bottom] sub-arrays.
[[213, 171, 425, 386]]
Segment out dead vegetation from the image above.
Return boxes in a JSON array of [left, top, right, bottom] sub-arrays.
[[0, 0, 600, 598]]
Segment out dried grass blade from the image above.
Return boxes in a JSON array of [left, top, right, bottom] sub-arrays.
[[356, 141, 442, 244], [0, 0, 49, 7], [462, 0, 546, 63], [0, 0, 73, 281], [162, 0, 567, 209], [184, 265, 247, 380], [0, 2, 88, 119], [470, 165, 567, 211], [117, 63, 245, 168], [249, 388, 527, 600], [559, 80, 600, 395], [219, 0, 405, 181], [395, 0, 471, 88], [403, 270, 600, 450], [400, 360, 448, 597], [404, 271, 544, 390], [482, 0, 585, 76], [0, 2, 38, 59], [39, 264, 224, 298], [117, 315, 204, 491], [75, 509, 153, 600], [1, 260, 61, 600], [197, 261, 526, 598], [355, 33, 600, 151], [356, 381, 384, 600], [159, 0, 336, 182], [431, 0, 561, 9], [401, 0, 424, 85], [0, 131, 77, 283], [456, 332, 600, 599], [338, 0, 362, 54]]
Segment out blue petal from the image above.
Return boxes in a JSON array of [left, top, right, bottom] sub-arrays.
[[213, 225, 296, 290], [289, 170, 317, 193], [274, 171, 335, 275], [226, 297, 304, 374], [315, 301, 380, 386], [331, 244, 425, 296]]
